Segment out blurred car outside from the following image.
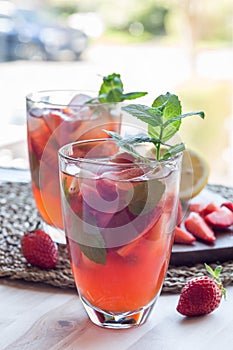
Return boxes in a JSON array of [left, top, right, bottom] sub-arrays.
[[0, 1, 88, 61]]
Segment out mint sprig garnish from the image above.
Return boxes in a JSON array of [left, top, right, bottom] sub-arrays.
[[107, 92, 204, 160], [87, 73, 147, 103], [103, 130, 150, 162]]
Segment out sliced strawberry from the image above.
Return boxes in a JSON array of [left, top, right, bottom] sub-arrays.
[[105, 167, 144, 181], [184, 212, 216, 243], [80, 125, 112, 140], [29, 119, 52, 159], [205, 207, 233, 229], [117, 238, 141, 257], [110, 152, 135, 164], [173, 226, 196, 244], [96, 178, 118, 201], [188, 203, 205, 213], [177, 200, 183, 226], [69, 192, 83, 216], [221, 202, 233, 212], [80, 182, 121, 216], [200, 203, 219, 217], [44, 110, 77, 146]]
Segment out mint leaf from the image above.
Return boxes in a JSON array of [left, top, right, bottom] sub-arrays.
[[121, 92, 149, 100], [97, 73, 147, 103], [99, 88, 123, 103], [121, 92, 205, 160], [161, 143, 185, 160], [163, 111, 205, 129], [128, 179, 165, 216], [149, 93, 182, 142], [118, 135, 162, 146], [122, 104, 163, 127], [74, 210, 107, 265], [103, 129, 122, 141], [78, 233, 107, 265], [103, 129, 147, 160], [104, 88, 205, 161], [99, 73, 123, 97]]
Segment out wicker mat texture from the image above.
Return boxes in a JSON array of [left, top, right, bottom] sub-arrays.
[[0, 181, 232, 293]]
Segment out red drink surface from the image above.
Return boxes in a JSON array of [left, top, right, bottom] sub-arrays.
[[27, 105, 121, 229], [61, 163, 179, 312]]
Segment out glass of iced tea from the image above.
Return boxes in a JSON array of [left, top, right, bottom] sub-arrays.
[[58, 138, 182, 328], [26, 91, 122, 243]]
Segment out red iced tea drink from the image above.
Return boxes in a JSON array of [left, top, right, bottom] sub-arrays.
[[27, 91, 122, 242], [59, 139, 182, 327]]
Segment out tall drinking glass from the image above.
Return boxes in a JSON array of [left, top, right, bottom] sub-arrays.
[[26, 91, 122, 243], [58, 139, 182, 328]]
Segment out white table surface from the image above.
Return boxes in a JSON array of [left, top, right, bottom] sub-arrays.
[[0, 279, 233, 350]]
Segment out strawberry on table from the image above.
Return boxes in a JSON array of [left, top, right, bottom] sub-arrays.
[[173, 226, 196, 245], [188, 203, 205, 213], [200, 202, 219, 217], [188, 202, 218, 216], [184, 212, 216, 243], [21, 228, 58, 269], [205, 207, 233, 229], [221, 202, 233, 212], [177, 264, 226, 317]]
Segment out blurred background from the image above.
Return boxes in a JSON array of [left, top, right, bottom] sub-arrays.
[[0, 0, 232, 185]]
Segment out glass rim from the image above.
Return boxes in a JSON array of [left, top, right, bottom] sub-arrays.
[[58, 138, 183, 167], [26, 90, 123, 108]]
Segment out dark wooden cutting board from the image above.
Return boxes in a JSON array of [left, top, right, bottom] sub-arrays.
[[170, 188, 233, 266]]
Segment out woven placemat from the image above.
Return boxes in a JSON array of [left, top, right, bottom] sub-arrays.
[[0, 182, 232, 293]]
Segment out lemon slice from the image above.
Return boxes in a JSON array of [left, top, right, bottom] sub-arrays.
[[179, 149, 210, 201]]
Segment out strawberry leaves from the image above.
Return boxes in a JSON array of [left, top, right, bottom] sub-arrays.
[[204, 263, 226, 298]]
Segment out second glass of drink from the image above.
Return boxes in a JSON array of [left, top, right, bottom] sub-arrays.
[[26, 90, 122, 243]]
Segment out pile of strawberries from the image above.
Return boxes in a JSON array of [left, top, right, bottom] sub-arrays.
[[174, 201, 233, 245]]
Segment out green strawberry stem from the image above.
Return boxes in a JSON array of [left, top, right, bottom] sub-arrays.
[[204, 263, 226, 298]]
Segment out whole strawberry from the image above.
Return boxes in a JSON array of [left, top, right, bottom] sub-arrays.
[[21, 228, 58, 269], [177, 264, 226, 316]]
